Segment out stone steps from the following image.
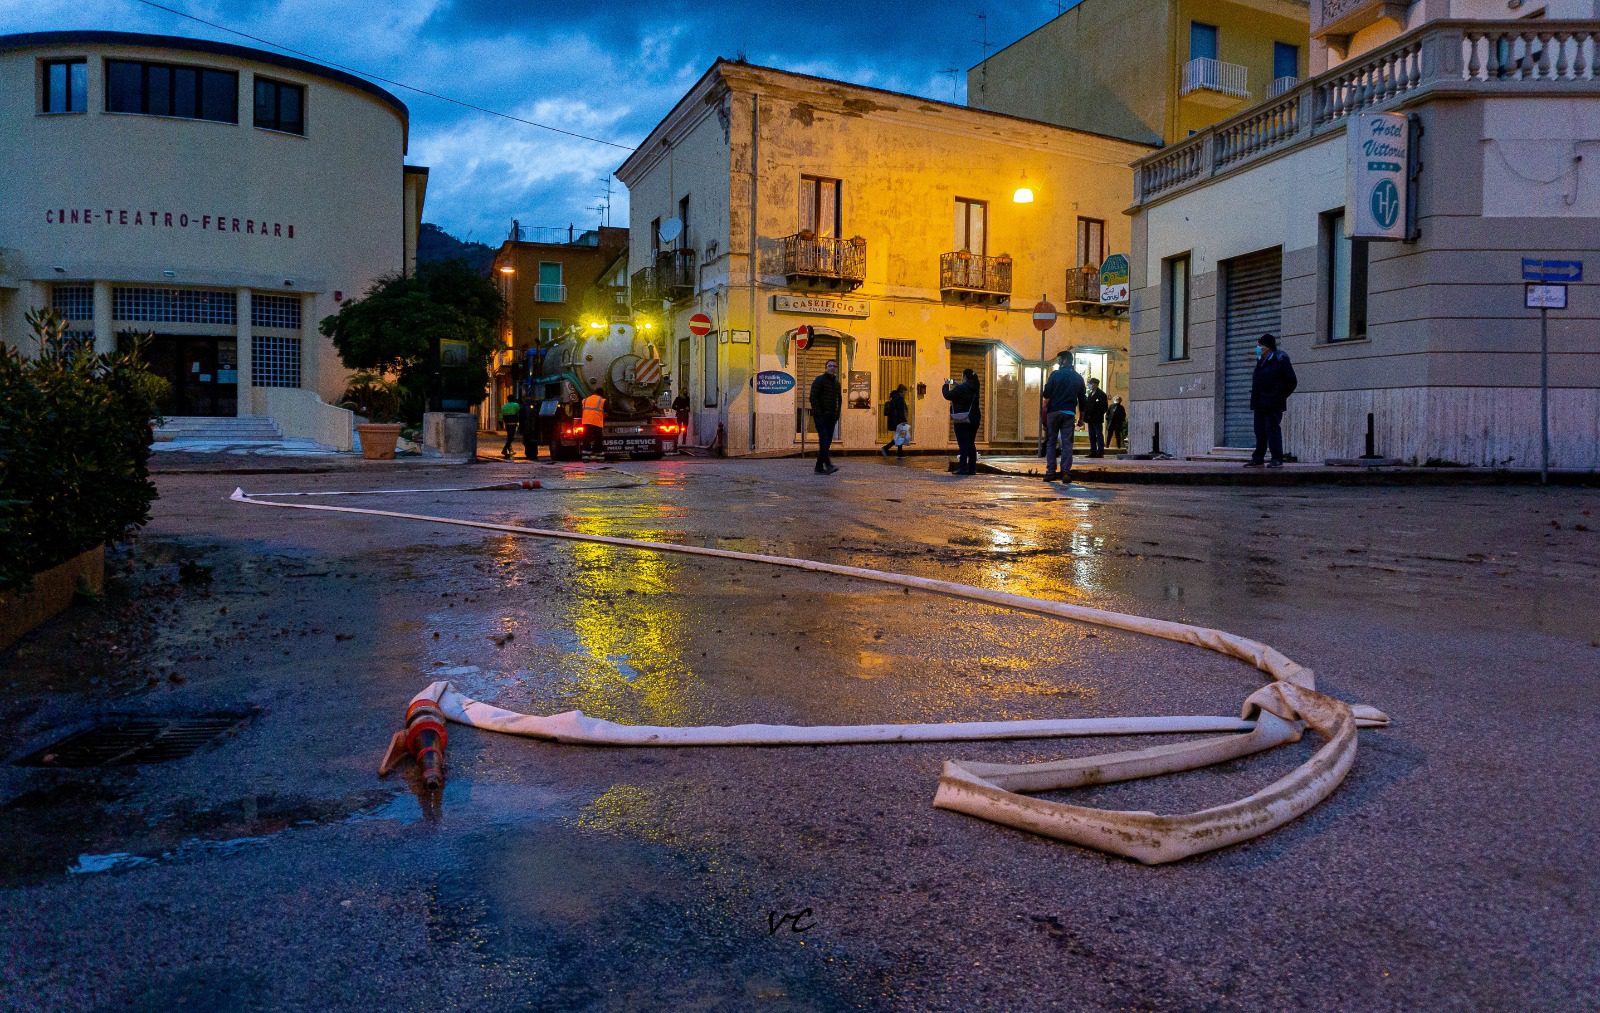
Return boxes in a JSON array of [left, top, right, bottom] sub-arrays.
[[155, 416, 283, 442]]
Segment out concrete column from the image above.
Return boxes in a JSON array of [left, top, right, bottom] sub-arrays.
[[26, 282, 51, 352], [92, 281, 113, 355], [300, 293, 317, 397], [235, 288, 252, 417]]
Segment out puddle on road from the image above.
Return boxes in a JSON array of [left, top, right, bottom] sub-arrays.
[[0, 779, 579, 884]]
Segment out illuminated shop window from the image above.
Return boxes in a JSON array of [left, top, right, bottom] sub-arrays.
[[253, 77, 305, 135], [250, 293, 302, 329], [251, 336, 302, 388], [43, 59, 86, 114], [105, 59, 238, 124], [113, 287, 237, 325]]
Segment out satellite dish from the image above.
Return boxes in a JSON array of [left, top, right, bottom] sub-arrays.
[[658, 218, 683, 243]]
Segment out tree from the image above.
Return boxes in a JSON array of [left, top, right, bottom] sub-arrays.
[[318, 259, 503, 419]]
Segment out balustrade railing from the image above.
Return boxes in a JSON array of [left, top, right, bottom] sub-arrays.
[[1135, 20, 1600, 206]]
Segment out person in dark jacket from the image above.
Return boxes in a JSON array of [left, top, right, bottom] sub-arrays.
[[1247, 333, 1297, 468], [1106, 396, 1127, 450], [879, 385, 909, 458], [1040, 350, 1087, 481], [942, 369, 982, 476], [1082, 377, 1109, 458], [809, 359, 842, 474]]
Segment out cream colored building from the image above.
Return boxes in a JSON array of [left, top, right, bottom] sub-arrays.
[[0, 30, 425, 450], [615, 61, 1152, 456], [971, 0, 1311, 145], [1127, 4, 1600, 469]]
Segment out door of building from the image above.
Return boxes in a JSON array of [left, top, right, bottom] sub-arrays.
[[992, 353, 1019, 442], [794, 334, 841, 436], [877, 338, 915, 442], [948, 341, 988, 444], [1222, 248, 1283, 447], [146, 335, 237, 416], [1021, 363, 1044, 440]]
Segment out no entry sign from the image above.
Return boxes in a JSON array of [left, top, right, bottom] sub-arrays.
[[1032, 300, 1057, 331], [688, 313, 713, 336]]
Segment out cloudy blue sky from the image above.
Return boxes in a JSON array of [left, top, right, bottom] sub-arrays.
[[5, 1, 1075, 243]]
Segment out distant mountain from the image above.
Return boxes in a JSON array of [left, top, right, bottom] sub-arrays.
[[416, 223, 496, 274]]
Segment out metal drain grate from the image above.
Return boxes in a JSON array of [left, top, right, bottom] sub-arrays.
[[16, 714, 252, 768]]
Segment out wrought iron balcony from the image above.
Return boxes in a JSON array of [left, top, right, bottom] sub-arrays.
[[939, 251, 1012, 303], [534, 283, 567, 302], [779, 232, 866, 289], [1181, 57, 1251, 103], [1063, 264, 1128, 318], [630, 251, 696, 307]]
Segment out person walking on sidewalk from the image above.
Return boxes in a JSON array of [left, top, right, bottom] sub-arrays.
[[943, 369, 982, 476], [1082, 377, 1109, 458], [1107, 396, 1127, 450], [500, 393, 521, 459], [672, 388, 691, 445], [1246, 333, 1297, 468], [809, 359, 842, 475], [880, 385, 909, 458], [1040, 351, 1087, 482]]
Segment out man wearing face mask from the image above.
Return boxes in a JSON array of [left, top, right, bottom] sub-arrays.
[[1246, 333, 1297, 468], [809, 358, 842, 475]]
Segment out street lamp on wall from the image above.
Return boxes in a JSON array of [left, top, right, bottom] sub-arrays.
[[1013, 171, 1035, 204]]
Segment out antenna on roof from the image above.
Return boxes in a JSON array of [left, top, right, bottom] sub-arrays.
[[940, 67, 961, 103], [973, 10, 992, 108]]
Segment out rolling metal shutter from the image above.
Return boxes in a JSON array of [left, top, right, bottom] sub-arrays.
[[795, 336, 841, 435], [1222, 249, 1283, 447], [949, 342, 988, 443]]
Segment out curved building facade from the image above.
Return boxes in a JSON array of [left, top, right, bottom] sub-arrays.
[[0, 31, 427, 447]]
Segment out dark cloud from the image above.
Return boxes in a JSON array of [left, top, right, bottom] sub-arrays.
[[6, 1, 1066, 238]]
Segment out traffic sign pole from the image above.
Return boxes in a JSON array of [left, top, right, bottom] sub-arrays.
[[1540, 306, 1549, 485]]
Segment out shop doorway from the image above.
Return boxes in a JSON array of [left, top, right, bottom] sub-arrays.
[[794, 334, 842, 436], [948, 341, 988, 444], [1072, 350, 1109, 389], [1222, 248, 1283, 447], [143, 335, 237, 416], [876, 338, 915, 442]]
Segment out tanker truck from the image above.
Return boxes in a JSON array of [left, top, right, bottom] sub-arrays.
[[525, 321, 681, 461]]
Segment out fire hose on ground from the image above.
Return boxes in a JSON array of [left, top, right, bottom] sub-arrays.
[[231, 486, 1390, 865]]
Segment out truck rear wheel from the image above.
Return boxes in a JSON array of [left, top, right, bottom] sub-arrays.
[[550, 436, 581, 462]]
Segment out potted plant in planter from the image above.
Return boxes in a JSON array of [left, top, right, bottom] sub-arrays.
[[340, 372, 405, 460]]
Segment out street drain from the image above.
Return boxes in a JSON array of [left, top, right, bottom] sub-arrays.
[[16, 713, 253, 768]]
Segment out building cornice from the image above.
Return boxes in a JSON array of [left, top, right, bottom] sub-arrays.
[[1, 30, 411, 150]]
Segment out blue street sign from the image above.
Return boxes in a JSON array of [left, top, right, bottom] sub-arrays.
[[755, 370, 796, 394], [1522, 258, 1583, 283]]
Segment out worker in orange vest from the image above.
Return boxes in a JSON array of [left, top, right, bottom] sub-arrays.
[[581, 391, 606, 458]]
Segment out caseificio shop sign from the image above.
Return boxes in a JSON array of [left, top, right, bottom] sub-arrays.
[[44, 205, 299, 239], [772, 294, 869, 318]]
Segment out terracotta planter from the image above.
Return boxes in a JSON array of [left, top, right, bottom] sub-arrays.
[[356, 423, 403, 460], [0, 545, 104, 652]]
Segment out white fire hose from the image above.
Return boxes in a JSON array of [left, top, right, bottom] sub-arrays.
[[232, 486, 1388, 864]]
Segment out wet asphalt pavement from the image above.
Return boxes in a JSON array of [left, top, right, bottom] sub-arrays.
[[2, 456, 1597, 1011]]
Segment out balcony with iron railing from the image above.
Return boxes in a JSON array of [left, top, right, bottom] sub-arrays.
[[1063, 264, 1129, 318], [779, 233, 866, 290], [534, 283, 567, 302], [1268, 75, 1301, 97], [939, 251, 1012, 303], [1135, 20, 1600, 208], [1180, 57, 1251, 105], [630, 251, 696, 307]]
